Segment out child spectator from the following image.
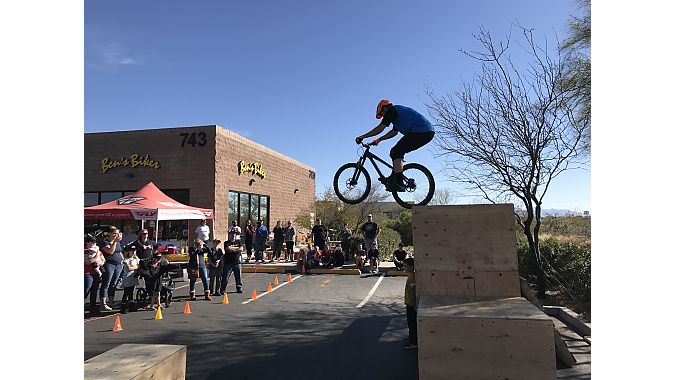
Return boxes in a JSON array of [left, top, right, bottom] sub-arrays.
[[367, 241, 380, 273], [120, 243, 139, 314], [146, 252, 169, 310], [355, 247, 367, 273], [208, 239, 224, 296], [403, 257, 417, 349], [84, 235, 103, 276]]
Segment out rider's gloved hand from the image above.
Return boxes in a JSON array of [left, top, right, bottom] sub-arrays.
[[371, 139, 380, 146], [355, 136, 364, 144]]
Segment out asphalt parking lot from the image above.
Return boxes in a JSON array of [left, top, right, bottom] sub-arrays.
[[84, 272, 418, 379]]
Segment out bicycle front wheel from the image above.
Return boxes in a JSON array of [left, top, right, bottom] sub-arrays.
[[333, 163, 372, 204], [392, 163, 435, 209]]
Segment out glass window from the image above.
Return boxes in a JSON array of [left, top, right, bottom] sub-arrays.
[[239, 193, 250, 226], [260, 196, 268, 228], [228, 192, 239, 226], [250, 194, 260, 223], [100, 192, 123, 204], [85, 193, 99, 206], [163, 189, 190, 205]]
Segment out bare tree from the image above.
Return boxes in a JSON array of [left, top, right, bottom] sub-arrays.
[[426, 26, 589, 298], [428, 187, 456, 205]]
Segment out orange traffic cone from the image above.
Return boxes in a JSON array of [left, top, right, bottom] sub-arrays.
[[301, 263, 306, 274], [274, 275, 280, 285], [267, 282, 273, 292], [287, 273, 292, 282], [112, 315, 123, 332], [154, 305, 163, 320], [251, 289, 257, 300], [222, 293, 229, 304], [183, 301, 191, 314]]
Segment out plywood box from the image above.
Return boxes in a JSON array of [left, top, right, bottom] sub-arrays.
[[85, 344, 187, 380], [417, 296, 556, 380], [412, 204, 518, 273]]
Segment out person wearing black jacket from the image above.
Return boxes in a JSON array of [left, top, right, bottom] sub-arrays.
[[188, 239, 211, 301], [220, 234, 244, 294], [272, 220, 284, 262], [208, 239, 224, 296]]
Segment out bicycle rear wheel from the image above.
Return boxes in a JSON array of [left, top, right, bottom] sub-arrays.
[[333, 163, 372, 204], [392, 163, 435, 209]]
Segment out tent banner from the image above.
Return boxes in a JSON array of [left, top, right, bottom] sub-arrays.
[[158, 209, 213, 220]]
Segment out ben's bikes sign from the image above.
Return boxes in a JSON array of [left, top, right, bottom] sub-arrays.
[[100, 154, 161, 174], [238, 161, 266, 179]]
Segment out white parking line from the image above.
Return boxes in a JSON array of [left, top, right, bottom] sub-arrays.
[[355, 273, 385, 308], [241, 274, 303, 304]]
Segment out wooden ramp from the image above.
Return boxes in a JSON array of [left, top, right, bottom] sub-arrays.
[[412, 204, 556, 380]]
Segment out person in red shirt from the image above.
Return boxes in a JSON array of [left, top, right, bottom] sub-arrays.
[[244, 220, 255, 262]]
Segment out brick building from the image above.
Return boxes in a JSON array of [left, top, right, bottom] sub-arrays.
[[84, 125, 316, 242]]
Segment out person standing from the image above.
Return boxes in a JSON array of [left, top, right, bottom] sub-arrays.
[[338, 223, 352, 261], [195, 219, 211, 247], [311, 218, 328, 251], [254, 220, 269, 263], [132, 229, 155, 260], [403, 257, 417, 349], [84, 235, 105, 317], [360, 214, 380, 252], [100, 226, 124, 311], [120, 224, 137, 247], [188, 239, 211, 301], [120, 243, 140, 314], [244, 220, 255, 262], [208, 239, 224, 297], [284, 221, 296, 262], [228, 220, 242, 245], [392, 242, 408, 271], [221, 233, 244, 294], [272, 221, 284, 262]]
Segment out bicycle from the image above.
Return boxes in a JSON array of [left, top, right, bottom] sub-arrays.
[[333, 142, 435, 209]]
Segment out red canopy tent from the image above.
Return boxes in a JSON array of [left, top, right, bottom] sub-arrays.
[[85, 182, 214, 241]]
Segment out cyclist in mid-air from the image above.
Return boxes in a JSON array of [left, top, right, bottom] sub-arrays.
[[355, 100, 435, 192]]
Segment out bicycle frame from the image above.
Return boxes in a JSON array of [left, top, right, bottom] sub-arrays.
[[352, 145, 392, 183]]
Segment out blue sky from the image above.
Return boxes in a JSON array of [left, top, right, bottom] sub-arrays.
[[85, 0, 590, 212]]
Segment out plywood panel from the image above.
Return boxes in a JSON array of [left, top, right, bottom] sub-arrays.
[[84, 344, 187, 380], [473, 270, 520, 298], [427, 270, 475, 298], [412, 204, 518, 273], [419, 316, 555, 380], [417, 296, 555, 380]]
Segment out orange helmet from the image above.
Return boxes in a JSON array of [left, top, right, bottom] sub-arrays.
[[376, 99, 392, 119]]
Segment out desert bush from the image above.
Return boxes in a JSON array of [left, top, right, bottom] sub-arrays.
[[517, 234, 591, 314]]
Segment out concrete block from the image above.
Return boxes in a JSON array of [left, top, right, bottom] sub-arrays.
[[84, 344, 186, 380]]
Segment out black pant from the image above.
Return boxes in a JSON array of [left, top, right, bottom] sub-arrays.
[[245, 239, 253, 259], [390, 131, 435, 160], [84, 273, 101, 311], [406, 305, 417, 344], [394, 261, 405, 271], [121, 286, 134, 302]]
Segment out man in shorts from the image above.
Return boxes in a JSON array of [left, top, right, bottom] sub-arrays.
[[355, 100, 435, 192], [360, 214, 379, 253]]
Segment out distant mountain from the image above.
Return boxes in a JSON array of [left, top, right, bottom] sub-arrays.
[[541, 208, 584, 217]]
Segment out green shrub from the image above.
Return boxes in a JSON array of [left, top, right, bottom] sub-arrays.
[[376, 227, 401, 261], [517, 235, 591, 314]]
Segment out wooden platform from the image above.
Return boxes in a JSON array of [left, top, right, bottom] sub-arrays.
[[84, 344, 186, 380], [417, 296, 556, 380]]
